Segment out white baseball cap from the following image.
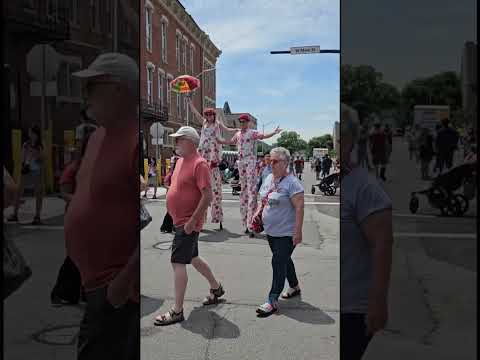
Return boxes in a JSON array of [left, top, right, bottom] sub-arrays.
[[169, 126, 200, 145], [72, 52, 139, 85]]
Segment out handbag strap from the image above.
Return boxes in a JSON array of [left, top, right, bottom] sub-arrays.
[[262, 175, 286, 206]]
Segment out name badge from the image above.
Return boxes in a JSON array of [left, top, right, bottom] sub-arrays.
[[268, 192, 281, 207]]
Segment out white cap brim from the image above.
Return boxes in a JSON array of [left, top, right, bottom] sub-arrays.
[[72, 69, 107, 78], [169, 133, 184, 138]]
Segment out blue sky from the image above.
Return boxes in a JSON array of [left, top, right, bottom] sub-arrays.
[[180, 0, 340, 144], [342, 0, 477, 89]]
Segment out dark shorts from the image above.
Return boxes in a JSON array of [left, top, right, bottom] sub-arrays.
[[340, 313, 373, 360], [77, 286, 139, 360], [171, 226, 199, 264], [372, 152, 387, 165]]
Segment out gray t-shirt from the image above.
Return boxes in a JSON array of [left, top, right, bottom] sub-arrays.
[[341, 166, 392, 313], [260, 174, 304, 237]]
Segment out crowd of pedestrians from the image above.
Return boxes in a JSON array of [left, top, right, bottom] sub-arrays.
[[405, 118, 475, 180]]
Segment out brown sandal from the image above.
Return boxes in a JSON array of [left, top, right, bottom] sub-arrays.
[[202, 283, 225, 305], [154, 309, 184, 326]]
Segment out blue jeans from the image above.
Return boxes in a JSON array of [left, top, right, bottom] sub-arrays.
[[267, 236, 299, 304]]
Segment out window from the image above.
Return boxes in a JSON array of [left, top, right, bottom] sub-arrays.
[[183, 96, 188, 120], [185, 98, 191, 123], [145, 7, 153, 52], [105, 0, 112, 34], [147, 66, 154, 105], [57, 57, 82, 102], [70, 0, 80, 25], [176, 93, 181, 118], [163, 128, 174, 148], [176, 33, 181, 70], [167, 76, 173, 115], [183, 39, 187, 73], [190, 45, 194, 74], [161, 21, 168, 63], [157, 71, 164, 107], [47, 0, 58, 19], [90, 0, 100, 32]]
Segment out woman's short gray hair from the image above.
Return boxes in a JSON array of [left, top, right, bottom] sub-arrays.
[[341, 103, 360, 142], [270, 147, 291, 164]]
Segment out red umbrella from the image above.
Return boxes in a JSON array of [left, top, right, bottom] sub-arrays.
[[170, 75, 200, 94]]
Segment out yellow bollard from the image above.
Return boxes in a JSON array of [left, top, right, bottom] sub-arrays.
[[156, 157, 162, 186], [143, 158, 149, 180]]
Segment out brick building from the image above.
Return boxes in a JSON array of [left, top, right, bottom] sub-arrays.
[[4, 0, 138, 189], [140, 0, 221, 168]]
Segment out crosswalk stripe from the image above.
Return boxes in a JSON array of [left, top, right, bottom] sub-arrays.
[[394, 232, 476, 239]]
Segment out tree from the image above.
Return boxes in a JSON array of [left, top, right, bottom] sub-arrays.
[[307, 135, 333, 157], [257, 142, 272, 155], [341, 64, 401, 122], [401, 71, 462, 125], [276, 131, 308, 155]]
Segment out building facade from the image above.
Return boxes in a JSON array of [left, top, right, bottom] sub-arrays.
[[461, 41, 477, 128], [140, 0, 221, 168], [4, 0, 139, 189]]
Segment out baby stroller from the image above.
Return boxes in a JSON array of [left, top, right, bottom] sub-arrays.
[[230, 168, 241, 195], [311, 172, 340, 196], [409, 162, 476, 216]]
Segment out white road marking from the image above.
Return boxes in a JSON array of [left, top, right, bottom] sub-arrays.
[[153, 199, 339, 205], [394, 232, 476, 239], [393, 212, 477, 220], [18, 225, 65, 230]]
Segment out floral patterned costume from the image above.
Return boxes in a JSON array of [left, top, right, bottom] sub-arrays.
[[198, 122, 223, 223], [231, 129, 263, 229]]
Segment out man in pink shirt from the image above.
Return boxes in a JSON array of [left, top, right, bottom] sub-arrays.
[[66, 53, 140, 360], [154, 126, 225, 326]]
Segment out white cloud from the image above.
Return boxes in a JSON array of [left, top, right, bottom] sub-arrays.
[[182, 0, 339, 55]]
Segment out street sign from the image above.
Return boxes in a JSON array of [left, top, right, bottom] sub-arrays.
[[26, 44, 59, 81], [150, 122, 165, 137], [150, 122, 165, 147], [290, 46, 321, 55]]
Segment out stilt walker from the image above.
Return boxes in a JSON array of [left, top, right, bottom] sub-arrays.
[[219, 114, 282, 236], [188, 99, 238, 230]]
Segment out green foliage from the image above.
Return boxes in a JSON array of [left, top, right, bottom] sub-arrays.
[[401, 71, 462, 124], [341, 64, 401, 121], [306, 134, 333, 157], [276, 131, 308, 154]]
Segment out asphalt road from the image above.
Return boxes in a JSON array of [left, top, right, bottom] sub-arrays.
[[141, 171, 340, 360]]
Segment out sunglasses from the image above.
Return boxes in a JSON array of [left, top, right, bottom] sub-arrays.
[[239, 120, 249, 123], [270, 159, 284, 165]]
